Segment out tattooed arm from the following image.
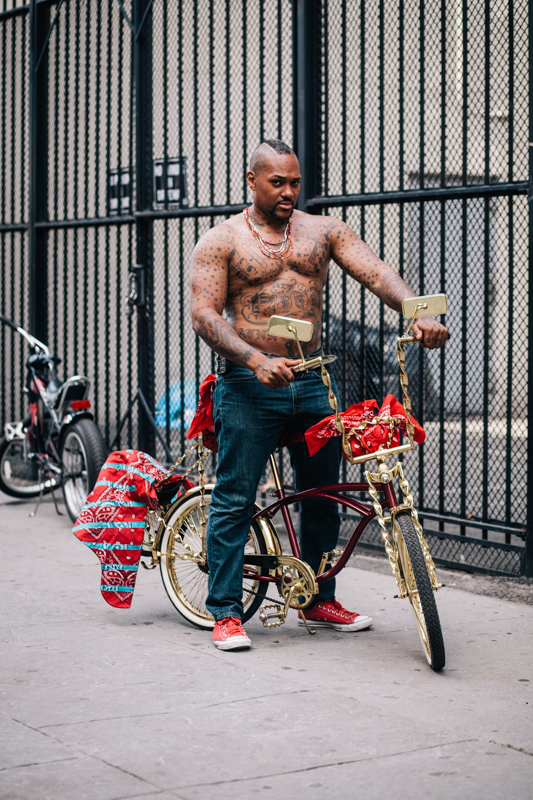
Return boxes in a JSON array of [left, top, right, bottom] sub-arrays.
[[329, 219, 449, 349], [189, 224, 300, 387]]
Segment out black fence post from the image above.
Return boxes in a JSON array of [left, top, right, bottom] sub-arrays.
[[293, 0, 321, 213], [29, 0, 49, 343], [525, 0, 533, 577], [133, 0, 155, 456]]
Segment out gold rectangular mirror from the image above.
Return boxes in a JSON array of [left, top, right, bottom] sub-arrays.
[[267, 315, 314, 342], [402, 293, 448, 319]]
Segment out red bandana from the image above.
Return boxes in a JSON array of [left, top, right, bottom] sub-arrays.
[[305, 394, 425, 459], [72, 450, 194, 608]]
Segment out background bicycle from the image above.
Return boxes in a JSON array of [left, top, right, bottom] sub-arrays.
[[0, 314, 107, 522]]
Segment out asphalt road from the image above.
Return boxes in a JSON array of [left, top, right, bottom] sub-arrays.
[[1, 490, 532, 800]]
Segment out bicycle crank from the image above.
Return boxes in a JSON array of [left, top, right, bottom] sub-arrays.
[[258, 559, 318, 635]]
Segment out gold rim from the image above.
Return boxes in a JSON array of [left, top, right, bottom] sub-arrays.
[[394, 523, 432, 664], [163, 494, 264, 624]]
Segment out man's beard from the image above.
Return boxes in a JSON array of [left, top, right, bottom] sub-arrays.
[[269, 203, 293, 221]]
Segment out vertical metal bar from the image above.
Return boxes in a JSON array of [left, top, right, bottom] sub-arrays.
[[104, 0, 112, 437], [322, 2, 330, 355], [378, 0, 384, 404], [417, 0, 425, 508], [73, 0, 80, 221], [398, 0, 404, 192], [127, 19, 135, 449], [418, 201, 425, 509], [10, 17, 16, 228], [83, 0, 90, 377], [438, 198, 445, 532], [440, 0, 446, 187], [482, 192, 490, 539], [360, 0, 366, 413], [179, 218, 185, 454], [0, 230, 3, 427], [525, 0, 533, 576], [438, 0, 446, 530], [134, 0, 154, 454], [195, 222, 200, 395], [294, 0, 320, 211], [0, 14, 4, 419], [277, 0, 282, 139], [419, 0, 424, 190], [259, 0, 264, 143], [341, 0, 347, 483], [62, 0, 70, 374], [164, 219, 170, 454], [20, 12, 28, 419], [10, 18, 16, 417], [72, 0, 81, 374], [460, 196, 467, 536], [29, 0, 49, 343], [459, 0, 467, 536], [93, 2, 102, 427], [505, 0, 514, 537], [19, 230, 26, 418], [505, 196, 514, 539], [115, 224, 122, 445], [323, 0, 329, 197], [126, 223, 133, 446], [162, 0, 168, 212], [51, 10, 59, 357], [242, 0, 247, 201], [178, 1, 184, 454], [104, 224, 110, 444], [225, 0, 231, 204], [462, 0, 468, 186], [209, 0, 215, 378], [193, 0, 199, 208], [1, 20, 5, 232], [160, 0, 169, 454], [209, 0, 214, 206], [397, 0, 405, 426], [482, 1, 491, 537], [193, 0, 200, 397], [84, 0, 90, 223]]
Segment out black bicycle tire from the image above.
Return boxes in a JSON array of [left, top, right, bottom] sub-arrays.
[[60, 418, 107, 522], [395, 512, 446, 672], [0, 419, 55, 499], [159, 489, 269, 630]]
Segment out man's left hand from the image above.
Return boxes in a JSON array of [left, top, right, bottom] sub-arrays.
[[411, 318, 450, 349]]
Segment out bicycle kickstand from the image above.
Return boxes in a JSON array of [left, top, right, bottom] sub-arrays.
[[50, 485, 64, 516], [28, 469, 45, 518]]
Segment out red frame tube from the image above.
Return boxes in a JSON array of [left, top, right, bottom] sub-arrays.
[[251, 480, 399, 584]]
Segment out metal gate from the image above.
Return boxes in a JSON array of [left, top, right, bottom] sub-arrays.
[[0, 0, 531, 576]]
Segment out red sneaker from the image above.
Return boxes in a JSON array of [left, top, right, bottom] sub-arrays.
[[212, 617, 251, 650], [298, 599, 373, 631]]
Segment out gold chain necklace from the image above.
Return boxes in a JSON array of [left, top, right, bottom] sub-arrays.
[[244, 207, 293, 260]]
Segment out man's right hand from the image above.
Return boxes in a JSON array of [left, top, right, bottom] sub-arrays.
[[253, 357, 302, 388]]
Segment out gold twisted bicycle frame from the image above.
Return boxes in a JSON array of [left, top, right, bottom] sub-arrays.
[[305, 314, 441, 595]]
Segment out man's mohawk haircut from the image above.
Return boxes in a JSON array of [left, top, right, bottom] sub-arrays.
[[249, 139, 295, 173]]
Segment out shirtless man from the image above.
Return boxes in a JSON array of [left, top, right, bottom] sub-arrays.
[[190, 139, 449, 650]]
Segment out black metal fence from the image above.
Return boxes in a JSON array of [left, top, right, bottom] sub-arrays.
[[0, 0, 531, 576]]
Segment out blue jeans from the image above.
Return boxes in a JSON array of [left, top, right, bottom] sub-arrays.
[[206, 360, 342, 621]]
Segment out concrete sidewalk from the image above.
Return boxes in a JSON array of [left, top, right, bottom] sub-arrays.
[[1, 490, 531, 800]]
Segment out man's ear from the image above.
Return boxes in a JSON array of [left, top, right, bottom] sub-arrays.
[[247, 169, 257, 192]]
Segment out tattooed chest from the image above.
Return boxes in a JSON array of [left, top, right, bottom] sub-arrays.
[[228, 235, 329, 287]]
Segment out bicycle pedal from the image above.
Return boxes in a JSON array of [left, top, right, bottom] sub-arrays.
[[259, 602, 286, 628]]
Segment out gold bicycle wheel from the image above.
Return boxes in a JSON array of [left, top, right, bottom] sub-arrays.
[[159, 490, 269, 629], [394, 512, 445, 671]]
